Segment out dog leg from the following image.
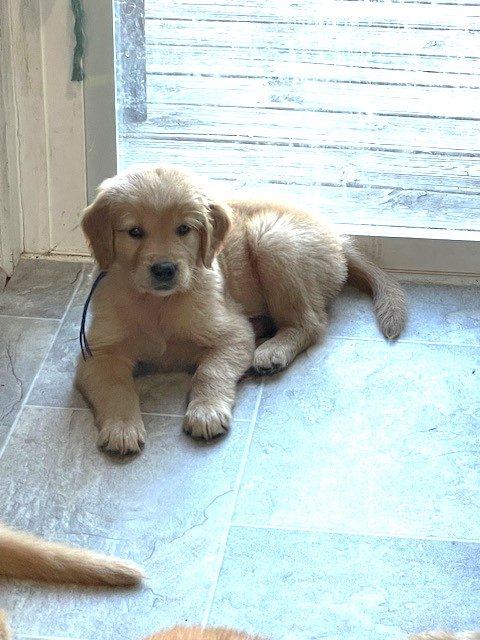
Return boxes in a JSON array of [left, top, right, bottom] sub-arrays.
[[249, 224, 338, 374], [183, 329, 254, 440], [252, 323, 318, 375], [252, 304, 327, 375], [76, 355, 146, 455]]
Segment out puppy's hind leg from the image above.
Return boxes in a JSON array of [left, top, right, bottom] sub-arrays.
[[247, 214, 342, 376], [252, 306, 327, 375]]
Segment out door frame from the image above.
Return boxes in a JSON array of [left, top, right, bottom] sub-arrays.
[[1, 0, 479, 282], [0, 0, 89, 274], [0, 0, 23, 277], [82, 0, 480, 281]]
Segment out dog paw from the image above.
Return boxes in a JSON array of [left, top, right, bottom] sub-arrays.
[[183, 402, 231, 440], [97, 419, 146, 455], [252, 344, 288, 376]]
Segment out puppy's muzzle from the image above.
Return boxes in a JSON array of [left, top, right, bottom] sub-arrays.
[[150, 261, 178, 289]]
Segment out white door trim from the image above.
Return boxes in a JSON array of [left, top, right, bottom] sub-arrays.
[[353, 234, 480, 282], [40, 0, 88, 255], [0, 0, 89, 266], [0, 0, 23, 276]]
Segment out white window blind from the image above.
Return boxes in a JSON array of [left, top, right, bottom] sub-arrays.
[[114, 0, 480, 234]]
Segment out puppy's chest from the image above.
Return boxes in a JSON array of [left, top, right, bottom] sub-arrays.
[[117, 298, 192, 345]]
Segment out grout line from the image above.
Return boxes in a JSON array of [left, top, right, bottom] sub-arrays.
[[0, 314, 63, 323], [231, 522, 480, 546], [395, 338, 480, 349], [22, 406, 253, 422], [23, 404, 88, 412], [327, 333, 480, 349], [0, 266, 86, 462], [2, 323, 472, 351], [140, 411, 185, 418], [142, 412, 249, 421], [201, 379, 265, 628], [17, 636, 86, 640]]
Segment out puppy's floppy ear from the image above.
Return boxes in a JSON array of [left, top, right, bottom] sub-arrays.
[[81, 192, 114, 271], [200, 200, 233, 268]]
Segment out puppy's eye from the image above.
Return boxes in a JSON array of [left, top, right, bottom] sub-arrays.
[[128, 227, 145, 239], [176, 224, 191, 237]]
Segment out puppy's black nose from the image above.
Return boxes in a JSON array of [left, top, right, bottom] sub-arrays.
[[150, 261, 178, 282]]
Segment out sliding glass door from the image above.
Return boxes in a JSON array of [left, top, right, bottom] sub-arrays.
[[84, 0, 480, 277]]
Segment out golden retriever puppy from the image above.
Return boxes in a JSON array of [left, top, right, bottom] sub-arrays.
[[145, 628, 266, 640], [2, 601, 478, 640], [153, 630, 480, 640], [0, 522, 142, 586], [0, 620, 263, 640], [2, 617, 477, 640], [76, 165, 406, 454]]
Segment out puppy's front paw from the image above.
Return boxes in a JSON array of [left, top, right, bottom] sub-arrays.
[[252, 344, 289, 376], [183, 402, 231, 440], [97, 419, 146, 455]]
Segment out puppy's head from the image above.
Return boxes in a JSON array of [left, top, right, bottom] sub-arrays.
[[82, 165, 232, 296]]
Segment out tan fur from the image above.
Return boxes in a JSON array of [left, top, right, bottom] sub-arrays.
[[152, 630, 480, 640], [145, 627, 266, 640], [0, 523, 143, 586], [147, 630, 480, 640], [76, 164, 407, 454], [0, 611, 11, 640], [1, 613, 477, 640]]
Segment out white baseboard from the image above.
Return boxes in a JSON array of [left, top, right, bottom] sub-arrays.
[[392, 271, 480, 286], [22, 253, 93, 264]]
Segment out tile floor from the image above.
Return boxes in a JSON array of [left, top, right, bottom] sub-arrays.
[[0, 259, 479, 640]]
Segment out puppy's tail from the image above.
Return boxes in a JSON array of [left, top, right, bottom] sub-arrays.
[[0, 523, 143, 586], [0, 610, 11, 640], [343, 242, 407, 339]]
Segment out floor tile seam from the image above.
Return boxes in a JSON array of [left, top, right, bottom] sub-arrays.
[[400, 339, 479, 349], [0, 314, 63, 322], [17, 636, 86, 640], [328, 334, 480, 349], [0, 266, 86, 463], [231, 522, 480, 545], [1, 324, 472, 347], [21, 405, 253, 423], [140, 412, 251, 423], [201, 379, 265, 627]]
